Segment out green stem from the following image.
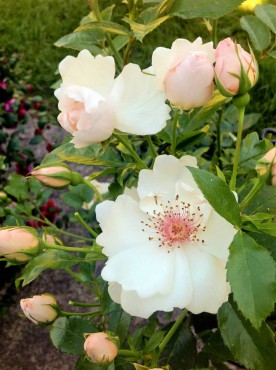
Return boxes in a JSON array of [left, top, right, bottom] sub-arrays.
[[159, 309, 188, 354], [61, 310, 101, 317], [240, 178, 264, 212], [65, 268, 95, 294], [216, 109, 223, 169], [123, 36, 136, 65], [42, 241, 92, 254], [93, 0, 124, 69], [113, 133, 148, 169], [229, 106, 246, 191], [146, 135, 158, 159], [212, 19, 218, 47], [171, 111, 179, 156], [74, 212, 99, 237], [117, 349, 142, 359], [69, 301, 100, 307], [82, 179, 104, 202]]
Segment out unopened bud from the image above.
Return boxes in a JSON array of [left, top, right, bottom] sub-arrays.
[[30, 164, 71, 189], [256, 147, 276, 185], [20, 293, 58, 325], [0, 227, 39, 262], [42, 233, 63, 246], [84, 332, 118, 365]]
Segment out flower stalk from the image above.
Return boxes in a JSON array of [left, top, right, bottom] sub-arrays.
[[229, 93, 250, 191], [113, 133, 148, 169], [42, 241, 92, 254], [171, 111, 179, 156]]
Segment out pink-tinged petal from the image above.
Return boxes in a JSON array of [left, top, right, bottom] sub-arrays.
[[112, 64, 170, 135], [70, 100, 116, 147], [102, 244, 175, 298], [171, 38, 215, 65], [164, 53, 214, 110], [185, 245, 229, 314], [96, 195, 149, 257], [59, 51, 115, 96]]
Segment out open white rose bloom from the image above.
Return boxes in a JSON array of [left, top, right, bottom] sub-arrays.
[[96, 155, 236, 318], [55, 50, 170, 148]]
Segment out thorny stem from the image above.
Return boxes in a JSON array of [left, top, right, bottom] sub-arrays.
[[113, 133, 148, 169], [74, 212, 99, 238]]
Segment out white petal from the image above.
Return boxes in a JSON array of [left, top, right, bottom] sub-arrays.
[[102, 244, 175, 297], [197, 210, 236, 260], [59, 51, 115, 96], [124, 187, 140, 201], [185, 245, 229, 314], [112, 63, 170, 135], [171, 38, 215, 65], [107, 248, 193, 319], [96, 195, 149, 257], [151, 46, 174, 89], [138, 155, 197, 202]]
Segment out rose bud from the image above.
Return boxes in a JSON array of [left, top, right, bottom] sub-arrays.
[[84, 332, 118, 365], [20, 294, 58, 325], [215, 37, 258, 96], [150, 37, 215, 110], [30, 163, 82, 189], [256, 147, 276, 186], [42, 233, 63, 246], [0, 227, 39, 262]]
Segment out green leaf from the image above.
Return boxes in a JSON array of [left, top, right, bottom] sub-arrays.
[[123, 15, 170, 41], [240, 15, 271, 51], [255, 4, 276, 34], [268, 49, 276, 58], [170, 0, 244, 19], [16, 250, 78, 287], [218, 300, 276, 370], [4, 174, 29, 201], [182, 92, 229, 132], [50, 316, 97, 355], [239, 132, 272, 169], [143, 331, 166, 353], [188, 167, 241, 226], [248, 231, 276, 260], [75, 356, 113, 370], [55, 32, 102, 54], [168, 327, 197, 370], [244, 184, 276, 215], [75, 21, 131, 36], [227, 231, 276, 328]]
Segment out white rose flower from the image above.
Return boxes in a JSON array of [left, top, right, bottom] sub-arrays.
[[148, 37, 215, 110], [96, 155, 236, 319], [55, 50, 170, 148]]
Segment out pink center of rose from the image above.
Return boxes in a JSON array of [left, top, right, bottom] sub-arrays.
[[67, 101, 85, 131], [141, 195, 205, 251]]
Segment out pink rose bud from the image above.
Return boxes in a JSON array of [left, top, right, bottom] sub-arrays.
[[256, 147, 276, 186], [42, 233, 63, 246], [0, 227, 39, 262], [84, 332, 118, 364], [150, 37, 215, 110], [30, 165, 71, 188], [164, 53, 215, 110], [215, 37, 258, 96], [20, 294, 58, 325]]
